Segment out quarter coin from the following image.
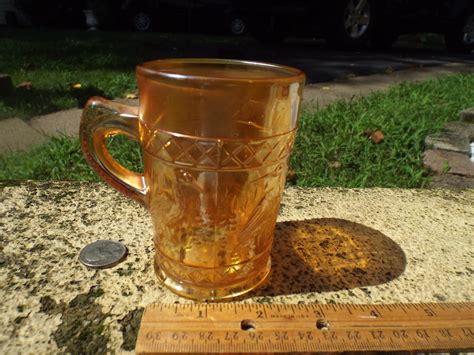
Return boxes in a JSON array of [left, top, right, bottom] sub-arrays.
[[79, 240, 127, 269]]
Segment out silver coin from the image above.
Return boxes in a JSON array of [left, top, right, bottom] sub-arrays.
[[79, 240, 127, 269]]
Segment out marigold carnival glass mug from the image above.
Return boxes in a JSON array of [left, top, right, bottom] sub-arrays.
[[80, 59, 305, 300]]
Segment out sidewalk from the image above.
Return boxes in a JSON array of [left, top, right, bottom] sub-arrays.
[[1, 63, 473, 154], [302, 62, 474, 108]]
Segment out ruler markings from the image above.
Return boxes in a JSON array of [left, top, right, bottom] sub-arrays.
[[136, 303, 474, 353]]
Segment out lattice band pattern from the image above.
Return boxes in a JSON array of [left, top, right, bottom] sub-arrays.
[[143, 128, 296, 170]]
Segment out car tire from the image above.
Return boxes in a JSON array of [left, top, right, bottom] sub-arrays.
[[5, 11, 19, 27], [323, 0, 375, 49], [445, 12, 474, 53], [229, 14, 247, 36], [131, 9, 153, 32]]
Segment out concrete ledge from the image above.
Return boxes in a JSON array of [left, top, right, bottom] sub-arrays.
[[425, 121, 473, 155], [0, 182, 472, 353], [461, 107, 474, 124], [423, 149, 474, 177], [430, 174, 474, 189]]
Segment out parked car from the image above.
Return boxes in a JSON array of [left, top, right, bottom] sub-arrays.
[[0, 0, 30, 26], [371, 0, 474, 52], [12, 0, 86, 28], [119, 0, 248, 35], [241, 0, 474, 52]]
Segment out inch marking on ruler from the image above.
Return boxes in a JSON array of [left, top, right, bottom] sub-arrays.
[[137, 303, 474, 353]]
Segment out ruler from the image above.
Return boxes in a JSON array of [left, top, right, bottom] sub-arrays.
[[136, 303, 474, 353]]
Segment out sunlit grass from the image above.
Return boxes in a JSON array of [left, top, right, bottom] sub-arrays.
[[2, 74, 473, 187]]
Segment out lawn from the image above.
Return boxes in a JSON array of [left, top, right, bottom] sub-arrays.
[[0, 29, 452, 120], [0, 29, 244, 119], [292, 73, 474, 187], [1, 73, 473, 188]]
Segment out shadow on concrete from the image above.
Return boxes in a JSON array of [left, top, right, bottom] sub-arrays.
[[70, 85, 108, 108], [251, 218, 406, 297], [1, 85, 109, 119]]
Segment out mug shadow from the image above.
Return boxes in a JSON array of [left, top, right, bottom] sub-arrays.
[[251, 218, 406, 297]]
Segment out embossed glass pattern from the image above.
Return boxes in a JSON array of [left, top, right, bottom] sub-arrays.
[[80, 59, 305, 300]]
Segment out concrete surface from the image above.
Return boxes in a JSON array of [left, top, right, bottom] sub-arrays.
[[425, 121, 474, 155], [461, 107, 474, 123], [302, 63, 474, 108], [0, 118, 47, 152], [0, 181, 473, 353], [424, 116, 474, 188], [29, 109, 82, 138], [423, 149, 474, 177], [179, 36, 474, 84], [430, 174, 474, 189]]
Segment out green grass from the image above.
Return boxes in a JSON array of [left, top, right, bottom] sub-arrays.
[[292, 73, 474, 187], [0, 29, 246, 119], [0, 135, 142, 181], [1, 74, 473, 188]]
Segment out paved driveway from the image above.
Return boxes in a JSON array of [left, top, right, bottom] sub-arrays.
[[172, 37, 474, 84]]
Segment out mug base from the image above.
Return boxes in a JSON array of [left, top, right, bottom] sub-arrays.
[[154, 257, 271, 301]]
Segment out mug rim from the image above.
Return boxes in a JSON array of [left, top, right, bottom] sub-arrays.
[[136, 58, 305, 83]]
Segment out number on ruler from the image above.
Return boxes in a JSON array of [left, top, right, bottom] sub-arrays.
[[370, 309, 381, 318], [274, 331, 288, 341], [324, 332, 337, 341], [225, 332, 239, 341], [416, 329, 430, 339], [371, 330, 385, 340], [172, 332, 188, 341], [249, 333, 263, 341], [393, 330, 408, 339], [145, 332, 161, 341], [346, 330, 361, 340], [314, 310, 324, 318], [439, 329, 453, 338], [137, 302, 474, 353], [199, 332, 213, 341], [424, 307, 435, 317], [298, 331, 314, 341]]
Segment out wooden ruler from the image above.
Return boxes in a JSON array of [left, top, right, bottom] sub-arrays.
[[136, 303, 474, 353]]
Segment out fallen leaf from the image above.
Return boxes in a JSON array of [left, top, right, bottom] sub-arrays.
[[286, 169, 297, 184], [329, 161, 342, 169], [371, 130, 385, 144], [16, 81, 32, 90], [321, 86, 331, 90], [363, 129, 385, 144], [71, 83, 82, 89], [125, 93, 138, 99]]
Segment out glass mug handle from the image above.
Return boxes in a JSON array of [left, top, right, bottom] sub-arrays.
[[80, 97, 148, 207]]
